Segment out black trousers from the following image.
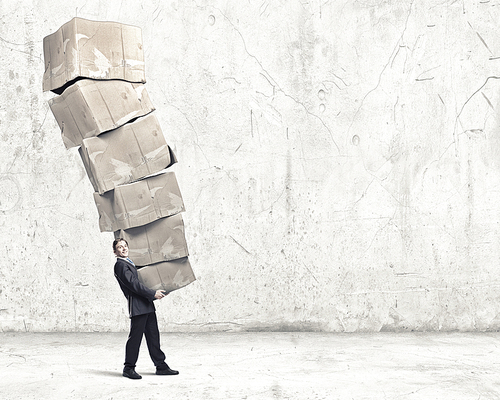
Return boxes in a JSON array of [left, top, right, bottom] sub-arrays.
[[124, 311, 166, 369]]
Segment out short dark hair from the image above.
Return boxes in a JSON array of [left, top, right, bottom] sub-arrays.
[[113, 238, 128, 252]]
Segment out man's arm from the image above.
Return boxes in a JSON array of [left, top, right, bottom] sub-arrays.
[[114, 261, 157, 301]]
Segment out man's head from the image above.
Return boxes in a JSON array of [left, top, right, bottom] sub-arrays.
[[113, 238, 129, 258]]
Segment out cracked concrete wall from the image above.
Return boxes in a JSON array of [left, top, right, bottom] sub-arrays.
[[1, 0, 500, 332]]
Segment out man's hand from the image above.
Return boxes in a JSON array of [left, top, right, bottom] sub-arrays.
[[154, 290, 168, 299]]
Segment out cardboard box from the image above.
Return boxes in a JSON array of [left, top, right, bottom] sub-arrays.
[[79, 113, 177, 194], [137, 257, 196, 293], [43, 17, 145, 93], [114, 213, 189, 266], [93, 171, 185, 232], [49, 80, 155, 148]]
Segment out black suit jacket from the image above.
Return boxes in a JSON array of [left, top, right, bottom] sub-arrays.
[[114, 258, 156, 318]]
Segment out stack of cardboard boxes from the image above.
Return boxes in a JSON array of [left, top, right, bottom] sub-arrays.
[[42, 17, 195, 293]]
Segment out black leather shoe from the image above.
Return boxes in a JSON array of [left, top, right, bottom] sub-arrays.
[[156, 365, 179, 375], [123, 368, 142, 379]]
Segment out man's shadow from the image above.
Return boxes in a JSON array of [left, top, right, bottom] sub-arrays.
[[89, 370, 159, 377], [89, 370, 123, 377]]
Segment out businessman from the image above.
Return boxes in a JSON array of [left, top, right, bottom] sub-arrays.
[[113, 238, 179, 379]]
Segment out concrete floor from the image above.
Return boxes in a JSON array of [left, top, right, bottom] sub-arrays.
[[1, 332, 500, 399]]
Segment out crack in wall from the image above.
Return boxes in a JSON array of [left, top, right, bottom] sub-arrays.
[[210, 5, 340, 152]]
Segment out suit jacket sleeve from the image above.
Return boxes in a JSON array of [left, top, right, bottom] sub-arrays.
[[114, 261, 156, 301]]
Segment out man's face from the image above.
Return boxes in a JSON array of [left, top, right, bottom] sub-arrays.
[[114, 241, 129, 258]]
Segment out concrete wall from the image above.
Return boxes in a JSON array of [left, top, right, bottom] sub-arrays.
[[1, 0, 500, 332]]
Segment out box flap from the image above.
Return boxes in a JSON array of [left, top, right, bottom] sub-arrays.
[[49, 80, 155, 148], [114, 213, 189, 266], [137, 257, 196, 293], [79, 113, 176, 194], [93, 171, 185, 232], [43, 17, 145, 93]]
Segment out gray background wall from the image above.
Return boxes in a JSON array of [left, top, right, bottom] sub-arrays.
[[1, 0, 500, 332]]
